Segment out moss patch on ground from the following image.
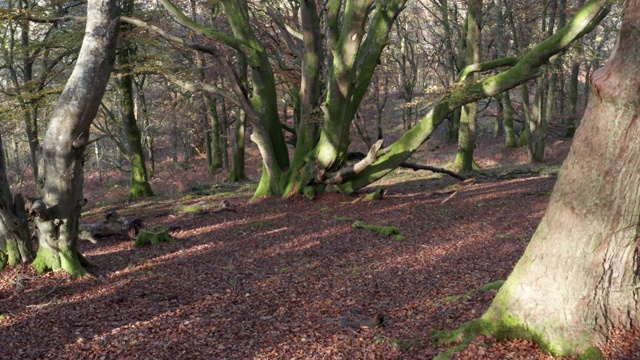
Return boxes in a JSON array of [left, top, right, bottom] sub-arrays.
[[352, 220, 404, 241]]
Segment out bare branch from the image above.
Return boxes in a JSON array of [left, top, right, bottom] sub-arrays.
[[264, 5, 303, 58], [400, 162, 468, 181], [165, 75, 240, 107]]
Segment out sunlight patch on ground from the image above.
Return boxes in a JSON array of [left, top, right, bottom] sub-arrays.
[[141, 242, 228, 267]]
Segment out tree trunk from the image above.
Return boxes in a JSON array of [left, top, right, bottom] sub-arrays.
[[290, 0, 406, 196], [494, 97, 504, 138], [228, 108, 247, 182], [565, 0, 584, 138], [205, 94, 223, 172], [502, 91, 517, 147], [136, 80, 155, 178], [31, 0, 118, 276], [566, 60, 580, 138], [219, 97, 229, 170], [220, 0, 288, 197], [481, 2, 640, 354], [0, 133, 32, 270], [452, 0, 482, 174], [118, 0, 154, 200], [282, 0, 324, 196]]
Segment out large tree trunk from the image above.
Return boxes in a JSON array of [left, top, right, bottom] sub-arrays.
[[480, 2, 640, 354], [31, 0, 118, 276]]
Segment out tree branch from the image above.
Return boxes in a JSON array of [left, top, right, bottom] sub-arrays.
[[156, 0, 243, 52], [264, 5, 303, 59], [400, 162, 468, 180], [165, 75, 240, 107], [458, 57, 519, 81]]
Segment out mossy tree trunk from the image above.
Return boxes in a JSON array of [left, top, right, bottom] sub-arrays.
[[298, 0, 407, 188], [117, 0, 154, 200], [150, 0, 404, 199], [452, 0, 482, 174], [219, 97, 229, 170], [502, 91, 517, 147], [32, 0, 118, 276], [438, 0, 459, 142], [480, 3, 640, 354], [521, 0, 558, 163], [218, 0, 288, 197], [0, 133, 32, 270], [282, 0, 323, 195]]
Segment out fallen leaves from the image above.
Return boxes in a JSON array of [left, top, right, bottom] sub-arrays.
[[0, 139, 637, 359]]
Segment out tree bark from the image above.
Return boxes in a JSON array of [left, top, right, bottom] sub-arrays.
[[32, 0, 118, 276], [480, 1, 640, 354]]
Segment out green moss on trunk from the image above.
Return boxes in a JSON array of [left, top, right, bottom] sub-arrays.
[[1, 240, 21, 268], [32, 246, 62, 274], [59, 245, 88, 277], [32, 245, 87, 276], [129, 175, 154, 200]]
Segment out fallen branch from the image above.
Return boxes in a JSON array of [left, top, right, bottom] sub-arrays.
[[347, 152, 467, 181], [80, 211, 143, 241], [400, 162, 468, 181]]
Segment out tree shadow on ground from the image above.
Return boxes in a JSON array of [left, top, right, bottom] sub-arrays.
[[1, 174, 559, 359]]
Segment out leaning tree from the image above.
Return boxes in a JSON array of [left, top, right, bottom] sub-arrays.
[[30, 0, 119, 275]]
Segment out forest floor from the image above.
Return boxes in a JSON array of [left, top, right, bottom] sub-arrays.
[[2, 137, 640, 359]]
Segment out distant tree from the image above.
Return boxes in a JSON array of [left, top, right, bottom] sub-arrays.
[[116, 0, 154, 200], [31, 0, 118, 275], [454, 0, 639, 356]]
